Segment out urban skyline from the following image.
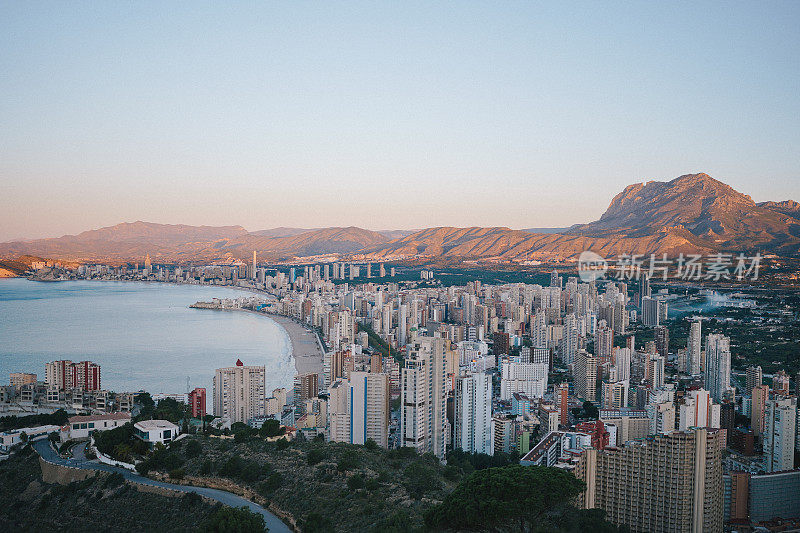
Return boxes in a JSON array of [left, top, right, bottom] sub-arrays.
[[2, 3, 800, 532]]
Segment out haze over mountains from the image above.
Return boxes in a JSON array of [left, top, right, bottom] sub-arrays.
[[2, 174, 798, 265]]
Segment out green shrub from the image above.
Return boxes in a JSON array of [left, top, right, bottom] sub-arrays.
[[184, 439, 202, 458], [403, 461, 441, 499], [0, 409, 69, 432], [387, 446, 417, 460], [259, 419, 284, 438], [180, 491, 202, 510], [218, 456, 243, 479], [424, 465, 587, 531], [347, 473, 365, 491], [373, 509, 415, 533], [103, 472, 125, 488], [202, 505, 266, 532], [337, 450, 360, 472], [257, 472, 283, 496], [169, 468, 185, 480], [234, 427, 254, 442], [302, 512, 332, 533], [307, 448, 325, 465], [443, 464, 461, 482]]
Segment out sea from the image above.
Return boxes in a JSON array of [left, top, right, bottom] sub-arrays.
[[0, 278, 294, 397]]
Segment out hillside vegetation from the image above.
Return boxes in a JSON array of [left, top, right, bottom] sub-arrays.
[[0, 445, 266, 532], [143, 434, 620, 532]]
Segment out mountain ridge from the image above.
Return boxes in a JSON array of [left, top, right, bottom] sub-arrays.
[[1, 173, 797, 263]]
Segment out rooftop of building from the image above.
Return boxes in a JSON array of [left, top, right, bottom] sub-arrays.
[[68, 412, 131, 424], [134, 419, 178, 430]]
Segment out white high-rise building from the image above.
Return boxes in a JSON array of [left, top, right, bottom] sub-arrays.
[[764, 396, 797, 472], [531, 311, 547, 349], [45, 360, 73, 390], [561, 313, 579, 365], [688, 321, 702, 375], [641, 297, 660, 327], [382, 304, 392, 337], [328, 379, 350, 443], [595, 325, 614, 363], [602, 380, 629, 409], [328, 372, 390, 447], [646, 400, 676, 434], [454, 371, 493, 454], [679, 389, 721, 431], [352, 371, 390, 447], [398, 304, 408, 347], [704, 334, 733, 402], [499, 358, 548, 400], [574, 350, 598, 402], [456, 340, 489, 366], [745, 365, 763, 395], [646, 354, 665, 390], [213, 361, 266, 423], [400, 337, 448, 458], [612, 347, 631, 382]]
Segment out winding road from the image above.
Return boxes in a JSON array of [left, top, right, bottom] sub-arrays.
[[33, 439, 290, 533]]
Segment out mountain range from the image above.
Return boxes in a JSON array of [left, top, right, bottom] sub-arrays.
[[1, 173, 797, 265]]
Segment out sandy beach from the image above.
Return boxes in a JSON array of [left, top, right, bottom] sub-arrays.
[[223, 285, 325, 380], [265, 313, 324, 380]]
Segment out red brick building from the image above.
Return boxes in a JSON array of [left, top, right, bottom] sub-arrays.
[[189, 387, 206, 419]]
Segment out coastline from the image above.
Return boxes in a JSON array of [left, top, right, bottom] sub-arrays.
[[216, 306, 325, 381], [264, 314, 324, 380], [158, 280, 327, 380], [5, 277, 325, 384]]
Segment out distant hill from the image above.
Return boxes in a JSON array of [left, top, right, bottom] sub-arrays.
[[218, 226, 389, 259], [521, 227, 571, 234], [0, 259, 27, 277], [0, 221, 248, 263], [360, 174, 800, 260], [1, 174, 796, 263], [249, 227, 315, 238], [376, 229, 418, 240], [0, 223, 388, 263], [250, 228, 416, 240], [567, 173, 800, 254], [757, 200, 800, 221], [356, 225, 708, 262]]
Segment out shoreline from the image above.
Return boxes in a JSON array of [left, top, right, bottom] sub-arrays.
[[209, 306, 324, 382], [263, 313, 324, 381], [2, 277, 325, 389]]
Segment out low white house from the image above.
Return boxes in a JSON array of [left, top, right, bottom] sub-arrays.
[[0, 425, 61, 452], [63, 412, 131, 440], [134, 420, 180, 446]]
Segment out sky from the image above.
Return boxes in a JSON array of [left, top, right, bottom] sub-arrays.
[[1, 2, 799, 241]]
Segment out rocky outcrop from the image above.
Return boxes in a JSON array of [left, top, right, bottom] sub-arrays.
[[567, 173, 800, 254]]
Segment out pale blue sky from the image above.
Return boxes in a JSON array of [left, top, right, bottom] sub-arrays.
[[1, 2, 799, 240]]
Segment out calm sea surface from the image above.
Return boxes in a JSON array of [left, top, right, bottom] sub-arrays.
[[0, 279, 294, 396]]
